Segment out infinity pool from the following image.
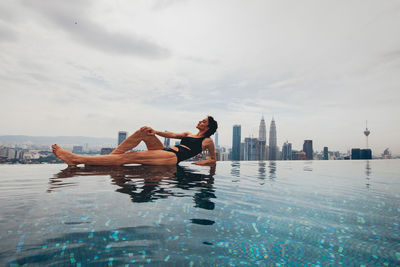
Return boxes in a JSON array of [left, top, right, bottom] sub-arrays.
[[0, 160, 399, 266]]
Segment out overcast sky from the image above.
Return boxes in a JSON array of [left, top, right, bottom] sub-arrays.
[[1, 0, 400, 154]]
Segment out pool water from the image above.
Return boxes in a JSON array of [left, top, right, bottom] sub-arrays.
[[0, 160, 399, 266]]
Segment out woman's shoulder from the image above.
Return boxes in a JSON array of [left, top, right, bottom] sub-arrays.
[[202, 137, 214, 144]]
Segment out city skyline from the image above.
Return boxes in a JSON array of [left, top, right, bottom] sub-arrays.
[[0, 116, 394, 156], [227, 116, 382, 157], [1, 1, 399, 154]]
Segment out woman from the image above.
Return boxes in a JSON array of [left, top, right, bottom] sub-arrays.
[[52, 116, 218, 167]]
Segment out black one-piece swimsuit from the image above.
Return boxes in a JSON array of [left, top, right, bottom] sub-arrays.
[[162, 136, 204, 163]]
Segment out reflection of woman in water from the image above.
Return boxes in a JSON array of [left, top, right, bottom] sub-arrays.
[[50, 164, 216, 209], [52, 116, 218, 167]]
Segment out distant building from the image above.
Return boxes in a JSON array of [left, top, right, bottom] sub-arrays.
[[100, 148, 114, 155], [0, 146, 8, 159], [118, 131, 128, 146], [23, 150, 40, 160], [291, 150, 298, 160], [7, 148, 16, 160], [361, 149, 372, 159], [243, 137, 258, 160], [72, 146, 83, 154], [351, 148, 372, 160], [382, 148, 391, 159], [351, 148, 361, 159], [323, 147, 329, 160], [303, 140, 313, 160], [240, 142, 245, 161], [297, 151, 306, 160], [215, 131, 219, 148], [282, 141, 292, 160], [217, 147, 229, 161], [268, 118, 278, 160], [221, 152, 229, 161], [259, 116, 266, 142], [163, 131, 170, 148], [258, 140, 267, 160], [232, 125, 241, 160]]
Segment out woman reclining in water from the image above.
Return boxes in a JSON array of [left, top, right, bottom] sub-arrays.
[[52, 116, 218, 167]]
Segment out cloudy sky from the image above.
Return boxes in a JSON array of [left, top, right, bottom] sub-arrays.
[[1, 0, 399, 154]]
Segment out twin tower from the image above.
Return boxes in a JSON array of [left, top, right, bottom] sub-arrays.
[[232, 116, 278, 161]]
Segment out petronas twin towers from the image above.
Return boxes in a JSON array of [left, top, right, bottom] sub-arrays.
[[259, 115, 278, 160], [232, 116, 278, 161]]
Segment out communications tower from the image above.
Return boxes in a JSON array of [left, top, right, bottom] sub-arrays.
[[364, 121, 370, 148]]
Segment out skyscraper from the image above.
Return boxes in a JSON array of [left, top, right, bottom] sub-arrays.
[[244, 137, 258, 160], [259, 115, 266, 141], [303, 140, 313, 160], [282, 141, 292, 160], [268, 118, 278, 160], [323, 147, 329, 160], [164, 139, 170, 148], [118, 131, 127, 145], [215, 131, 219, 148], [258, 116, 267, 160], [232, 125, 241, 160], [162, 131, 170, 147]]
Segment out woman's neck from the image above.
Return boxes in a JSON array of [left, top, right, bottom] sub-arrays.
[[195, 130, 207, 137]]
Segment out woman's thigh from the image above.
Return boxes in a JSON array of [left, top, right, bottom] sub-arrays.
[[143, 135, 164, 150], [122, 150, 177, 165]]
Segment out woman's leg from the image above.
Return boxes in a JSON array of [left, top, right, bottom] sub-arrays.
[[111, 128, 164, 154], [52, 144, 177, 167]]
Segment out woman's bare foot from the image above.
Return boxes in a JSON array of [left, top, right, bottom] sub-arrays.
[[52, 144, 79, 167]]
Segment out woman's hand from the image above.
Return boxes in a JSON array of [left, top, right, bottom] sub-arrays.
[[192, 160, 216, 166], [140, 126, 156, 136]]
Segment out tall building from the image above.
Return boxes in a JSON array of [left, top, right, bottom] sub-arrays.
[[215, 131, 219, 148], [257, 140, 267, 160], [282, 141, 292, 160], [118, 131, 128, 145], [164, 138, 170, 148], [232, 125, 241, 160], [303, 140, 313, 160], [268, 118, 278, 160], [163, 131, 170, 147], [240, 142, 245, 161], [258, 116, 267, 160], [323, 147, 329, 160], [259, 115, 266, 141], [243, 137, 258, 160]]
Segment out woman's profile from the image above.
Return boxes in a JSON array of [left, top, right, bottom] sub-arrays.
[[52, 116, 218, 167]]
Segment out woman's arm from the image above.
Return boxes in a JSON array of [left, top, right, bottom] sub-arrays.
[[193, 138, 217, 165], [140, 127, 189, 139], [155, 130, 190, 139]]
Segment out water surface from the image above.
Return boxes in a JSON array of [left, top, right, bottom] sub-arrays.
[[0, 160, 399, 266]]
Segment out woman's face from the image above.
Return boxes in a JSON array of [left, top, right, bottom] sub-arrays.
[[196, 117, 209, 131]]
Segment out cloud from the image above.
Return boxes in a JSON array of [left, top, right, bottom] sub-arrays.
[[0, 23, 18, 42], [21, 0, 170, 59], [151, 0, 188, 10]]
